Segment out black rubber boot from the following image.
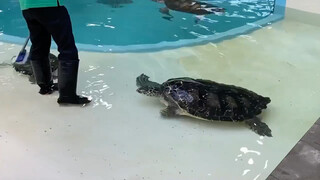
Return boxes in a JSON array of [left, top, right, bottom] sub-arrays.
[[57, 60, 91, 105], [30, 59, 57, 95]]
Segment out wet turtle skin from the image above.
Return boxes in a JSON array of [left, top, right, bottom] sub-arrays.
[[162, 78, 270, 121], [163, 0, 225, 15], [136, 74, 272, 136]]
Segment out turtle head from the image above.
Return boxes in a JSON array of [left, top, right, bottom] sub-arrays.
[[137, 86, 162, 97], [136, 74, 162, 97]]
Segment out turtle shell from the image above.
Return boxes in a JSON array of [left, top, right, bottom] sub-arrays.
[[162, 78, 271, 121]]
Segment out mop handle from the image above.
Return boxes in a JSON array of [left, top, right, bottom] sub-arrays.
[[20, 36, 30, 52]]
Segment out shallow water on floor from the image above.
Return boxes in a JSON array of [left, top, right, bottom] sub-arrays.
[[0, 8, 320, 180]]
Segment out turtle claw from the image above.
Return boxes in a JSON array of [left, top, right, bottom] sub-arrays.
[[245, 117, 272, 137], [161, 107, 177, 117]]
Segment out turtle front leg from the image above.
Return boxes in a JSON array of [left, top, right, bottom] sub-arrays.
[[160, 7, 174, 21], [161, 106, 178, 117], [244, 117, 272, 137]]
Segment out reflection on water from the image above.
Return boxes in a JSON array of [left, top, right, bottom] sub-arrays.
[[254, 174, 261, 180], [248, 158, 254, 164], [257, 139, 263, 145], [240, 146, 262, 155], [234, 136, 267, 178], [0, 0, 276, 46], [242, 169, 250, 175], [0, 8, 320, 180], [264, 160, 268, 169], [82, 65, 113, 109]]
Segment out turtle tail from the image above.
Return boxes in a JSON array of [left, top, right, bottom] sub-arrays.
[[136, 74, 161, 88], [244, 117, 272, 137]]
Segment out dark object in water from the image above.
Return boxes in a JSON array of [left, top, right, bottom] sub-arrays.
[[164, 0, 225, 15], [136, 74, 272, 137], [97, 0, 133, 8], [13, 53, 58, 83], [160, 7, 174, 21], [162, 16, 173, 21], [158, 0, 225, 20]]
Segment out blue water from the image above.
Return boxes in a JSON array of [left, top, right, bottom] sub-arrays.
[[0, 0, 275, 46]]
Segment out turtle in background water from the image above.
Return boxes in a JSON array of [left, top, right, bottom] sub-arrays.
[[97, 0, 133, 8], [136, 74, 272, 137], [155, 0, 225, 21]]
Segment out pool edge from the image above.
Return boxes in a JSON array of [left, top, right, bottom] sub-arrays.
[[0, 1, 286, 53]]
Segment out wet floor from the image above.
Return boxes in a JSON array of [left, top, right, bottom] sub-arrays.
[[0, 8, 320, 180]]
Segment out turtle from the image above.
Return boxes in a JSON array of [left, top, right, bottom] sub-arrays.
[[13, 53, 58, 83], [97, 0, 133, 8], [136, 74, 272, 137], [157, 0, 225, 20]]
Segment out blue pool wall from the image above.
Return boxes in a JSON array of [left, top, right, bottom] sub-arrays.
[[0, 0, 286, 53]]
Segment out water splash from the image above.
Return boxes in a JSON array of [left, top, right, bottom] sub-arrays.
[[264, 160, 268, 169], [242, 169, 250, 176], [253, 173, 261, 180], [235, 136, 269, 178], [240, 147, 261, 155], [248, 158, 254, 165], [82, 65, 113, 109], [103, 24, 115, 29], [189, 31, 208, 38], [257, 140, 263, 145], [85, 65, 100, 72], [86, 23, 101, 27]]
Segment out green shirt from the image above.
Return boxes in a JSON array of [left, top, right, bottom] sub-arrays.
[[19, 0, 64, 10]]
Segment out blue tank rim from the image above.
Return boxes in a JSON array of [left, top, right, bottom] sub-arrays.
[[0, 0, 286, 53]]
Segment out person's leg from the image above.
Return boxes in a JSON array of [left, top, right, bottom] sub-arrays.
[[32, 6, 90, 104], [22, 9, 55, 95], [33, 6, 78, 61]]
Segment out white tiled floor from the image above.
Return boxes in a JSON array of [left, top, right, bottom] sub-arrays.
[[287, 0, 320, 14], [0, 1, 320, 180]]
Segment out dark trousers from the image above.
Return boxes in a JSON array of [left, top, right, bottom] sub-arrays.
[[22, 6, 79, 61]]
